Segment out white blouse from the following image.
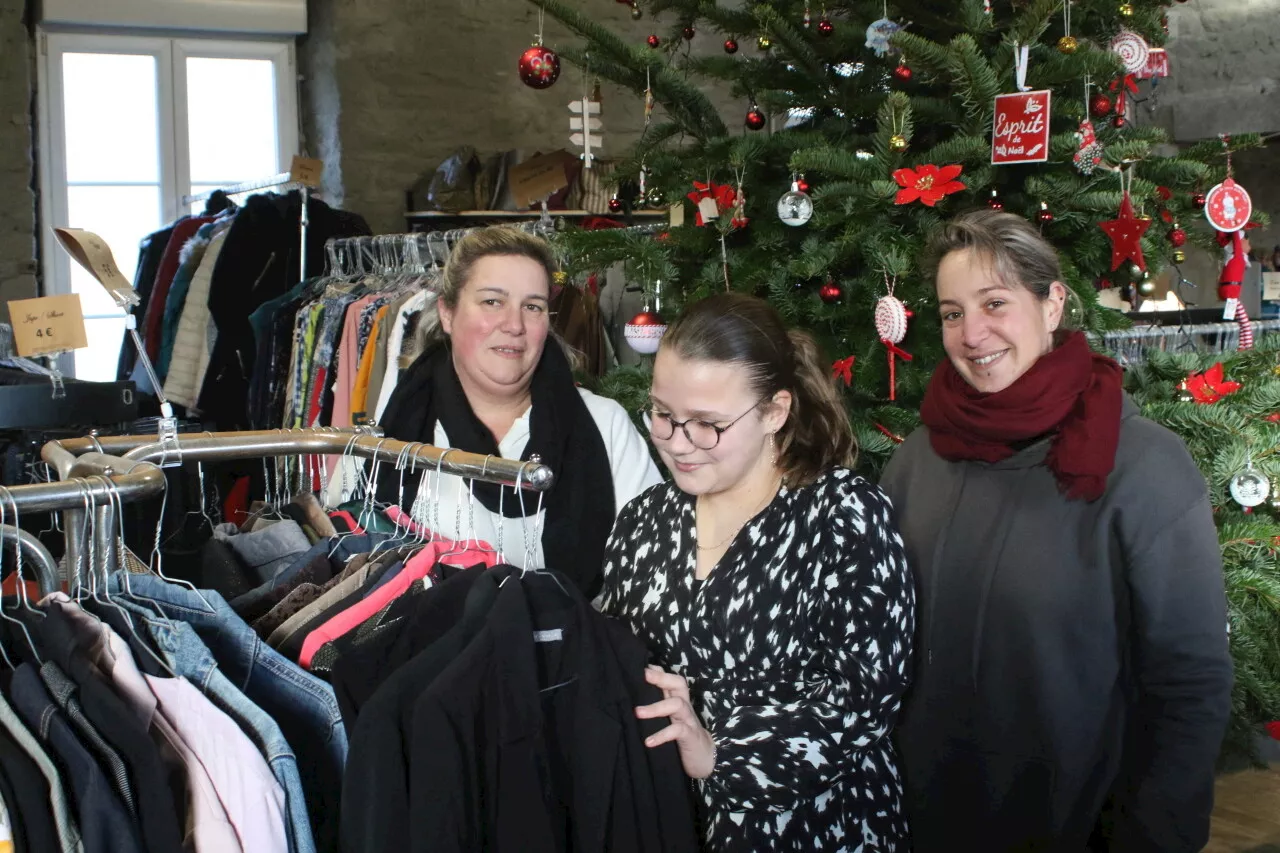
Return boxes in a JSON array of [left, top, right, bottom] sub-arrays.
[[327, 388, 662, 569]]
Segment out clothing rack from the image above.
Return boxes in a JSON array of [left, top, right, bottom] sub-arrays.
[[1093, 319, 1280, 365], [182, 172, 311, 283], [325, 217, 559, 278]]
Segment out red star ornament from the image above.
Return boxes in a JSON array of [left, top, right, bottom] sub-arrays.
[[1099, 192, 1151, 272]]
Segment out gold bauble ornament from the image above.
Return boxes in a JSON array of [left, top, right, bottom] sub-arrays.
[[1057, 35, 1078, 54], [1172, 249, 1186, 264], [1175, 380, 1195, 402], [1138, 278, 1156, 297], [1119, 2, 1134, 16], [889, 134, 909, 152], [552, 270, 569, 286], [757, 35, 772, 50]]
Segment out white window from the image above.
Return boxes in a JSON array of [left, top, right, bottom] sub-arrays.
[[37, 31, 298, 381]]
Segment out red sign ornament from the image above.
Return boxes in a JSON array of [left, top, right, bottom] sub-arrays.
[[992, 90, 1051, 164], [1137, 47, 1170, 80], [1204, 178, 1252, 233]]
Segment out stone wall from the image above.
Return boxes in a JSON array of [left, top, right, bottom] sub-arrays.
[[0, 0, 36, 321], [299, 0, 737, 234]]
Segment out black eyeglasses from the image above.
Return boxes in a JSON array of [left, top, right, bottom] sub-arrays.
[[640, 399, 765, 450]]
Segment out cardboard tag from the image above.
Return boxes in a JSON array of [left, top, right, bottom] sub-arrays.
[[507, 150, 573, 208], [992, 90, 1051, 165], [53, 228, 139, 308], [8, 294, 88, 357], [669, 203, 685, 228], [1263, 272, 1280, 302], [697, 197, 720, 222], [289, 155, 324, 188], [1223, 297, 1239, 321]]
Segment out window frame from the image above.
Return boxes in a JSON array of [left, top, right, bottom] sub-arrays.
[[35, 28, 298, 376]]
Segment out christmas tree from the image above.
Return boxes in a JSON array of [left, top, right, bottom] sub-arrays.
[[1125, 337, 1280, 764], [531, 0, 1266, 470]]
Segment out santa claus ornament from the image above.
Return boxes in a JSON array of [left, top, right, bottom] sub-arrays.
[[1209, 136, 1256, 349], [874, 274, 913, 401]]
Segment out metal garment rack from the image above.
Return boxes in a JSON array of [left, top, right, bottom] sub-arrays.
[[182, 172, 311, 284], [1093, 319, 1280, 365], [325, 217, 558, 275]]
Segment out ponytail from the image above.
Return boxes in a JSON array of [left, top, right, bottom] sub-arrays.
[[660, 293, 858, 488], [778, 329, 857, 485]]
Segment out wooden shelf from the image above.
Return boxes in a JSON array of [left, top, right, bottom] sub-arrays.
[[405, 208, 668, 231]]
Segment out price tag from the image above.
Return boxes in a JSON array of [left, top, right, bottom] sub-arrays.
[[1223, 297, 1239, 321], [1263, 272, 1280, 302], [7, 294, 88, 357], [53, 228, 139, 308], [289, 155, 324, 188]]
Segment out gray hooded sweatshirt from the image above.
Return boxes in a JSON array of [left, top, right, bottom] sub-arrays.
[[880, 395, 1233, 852]]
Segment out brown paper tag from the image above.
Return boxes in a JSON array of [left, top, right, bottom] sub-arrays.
[[669, 203, 685, 228], [53, 228, 139, 308], [507, 151, 574, 208], [8, 294, 88, 357], [289, 155, 324, 188]]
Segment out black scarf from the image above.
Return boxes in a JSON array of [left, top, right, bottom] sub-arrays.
[[377, 341, 615, 598]]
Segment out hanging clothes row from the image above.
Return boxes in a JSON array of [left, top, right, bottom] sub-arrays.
[[118, 189, 371, 429], [1093, 320, 1280, 366], [252, 222, 615, 435], [0, 427, 696, 853]]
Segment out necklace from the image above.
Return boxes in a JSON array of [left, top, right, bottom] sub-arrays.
[[695, 478, 782, 551]]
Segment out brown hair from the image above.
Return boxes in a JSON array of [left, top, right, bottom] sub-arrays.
[[408, 226, 582, 367], [924, 209, 1080, 329], [659, 293, 856, 487]]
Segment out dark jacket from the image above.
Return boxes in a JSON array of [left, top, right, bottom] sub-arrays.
[[196, 191, 370, 428], [341, 566, 698, 853], [880, 395, 1233, 852]]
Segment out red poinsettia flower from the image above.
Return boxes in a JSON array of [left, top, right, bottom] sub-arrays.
[[1185, 362, 1242, 404], [893, 163, 966, 207]]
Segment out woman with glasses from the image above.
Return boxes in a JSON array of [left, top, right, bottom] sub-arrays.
[[600, 293, 915, 851]]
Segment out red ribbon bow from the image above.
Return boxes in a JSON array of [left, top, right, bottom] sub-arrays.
[[1185, 362, 1241, 404], [1109, 73, 1139, 115], [831, 356, 856, 387], [686, 181, 747, 228], [881, 339, 913, 401]]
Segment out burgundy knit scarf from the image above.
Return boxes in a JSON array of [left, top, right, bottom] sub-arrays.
[[918, 330, 1124, 502]]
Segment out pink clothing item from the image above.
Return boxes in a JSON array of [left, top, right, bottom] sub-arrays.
[[383, 505, 433, 538], [146, 675, 288, 853], [297, 538, 497, 668], [325, 294, 380, 474], [44, 596, 243, 853]]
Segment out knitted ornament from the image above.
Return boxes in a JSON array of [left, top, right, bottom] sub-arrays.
[[874, 289, 913, 401]]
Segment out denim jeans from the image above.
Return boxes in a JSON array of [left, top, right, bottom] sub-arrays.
[[110, 572, 347, 853]]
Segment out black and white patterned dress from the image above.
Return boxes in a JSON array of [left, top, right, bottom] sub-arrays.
[[600, 468, 915, 852]]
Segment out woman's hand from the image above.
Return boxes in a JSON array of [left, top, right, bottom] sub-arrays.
[[636, 665, 716, 780]]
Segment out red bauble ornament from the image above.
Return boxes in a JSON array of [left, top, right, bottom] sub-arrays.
[[647, 34, 661, 48], [624, 311, 668, 354], [1169, 227, 1187, 247], [745, 107, 767, 131], [796, 178, 810, 193], [817, 17, 834, 35], [1090, 94, 1113, 117], [1037, 203, 1054, 224], [682, 26, 696, 40], [724, 38, 739, 53], [819, 279, 843, 304], [1112, 115, 1127, 129], [1191, 192, 1206, 210], [608, 197, 623, 213], [987, 191, 1004, 211], [893, 63, 913, 82], [518, 45, 561, 89]]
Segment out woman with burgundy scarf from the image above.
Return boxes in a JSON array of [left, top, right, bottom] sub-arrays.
[[881, 210, 1233, 853]]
